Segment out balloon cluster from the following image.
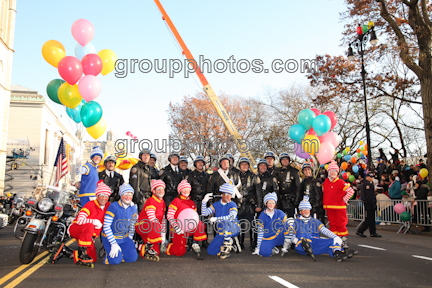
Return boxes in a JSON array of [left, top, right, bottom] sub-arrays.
[[337, 141, 368, 182], [126, 131, 138, 140], [289, 108, 339, 164], [357, 21, 374, 35], [394, 203, 411, 222], [43, 19, 117, 139]]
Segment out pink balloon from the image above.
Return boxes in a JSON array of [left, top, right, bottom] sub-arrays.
[[307, 127, 318, 137], [71, 19, 95, 46], [316, 142, 336, 164], [319, 131, 340, 148], [58, 56, 83, 85], [322, 111, 337, 130], [134, 136, 138, 139], [394, 203, 406, 215], [129, 134, 134, 138], [310, 108, 321, 116], [177, 208, 200, 233], [78, 75, 101, 102], [82, 54, 103, 76], [126, 131, 131, 136]]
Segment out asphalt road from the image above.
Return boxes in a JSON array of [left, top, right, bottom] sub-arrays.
[[0, 223, 431, 288]]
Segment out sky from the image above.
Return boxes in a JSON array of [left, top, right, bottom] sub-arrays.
[[11, 0, 348, 158]]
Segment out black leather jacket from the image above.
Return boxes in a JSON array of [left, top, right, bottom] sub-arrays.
[[98, 170, 124, 203], [274, 165, 301, 209]]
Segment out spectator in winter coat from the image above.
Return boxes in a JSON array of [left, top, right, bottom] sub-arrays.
[[388, 175, 401, 199]]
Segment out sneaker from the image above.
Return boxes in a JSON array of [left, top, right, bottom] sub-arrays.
[[379, 222, 386, 226], [233, 236, 242, 253], [386, 222, 391, 225]]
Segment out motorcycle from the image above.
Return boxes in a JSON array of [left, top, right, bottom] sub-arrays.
[[9, 196, 25, 225], [19, 186, 78, 264]]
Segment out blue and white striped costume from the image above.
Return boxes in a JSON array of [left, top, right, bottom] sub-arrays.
[[256, 209, 292, 257], [102, 200, 138, 264], [202, 199, 240, 256], [289, 217, 342, 257]]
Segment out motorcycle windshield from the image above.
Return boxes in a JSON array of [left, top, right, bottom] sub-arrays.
[[45, 189, 72, 206]]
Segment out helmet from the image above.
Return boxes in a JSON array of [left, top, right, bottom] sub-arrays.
[[168, 152, 180, 161], [104, 155, 117, 166], [263, 151, 276, 160], [257, 158, 269, 167], [226, 153, 234, 161], [139, 148, 151, 158], [301, 162, 313, 172], [279, 152, 290, 161], [194, 155, 205, 167], [150, 153, 157, 161], [179, 156, 188, 163], [219, 154, 230, 165], [238, 157, 250, 166]]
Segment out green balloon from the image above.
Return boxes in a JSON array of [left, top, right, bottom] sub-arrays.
[[362, 24, 369, 33], [349, 175, 355, 182], [357, 152, 361, 157], [343, 149, 347, 155], [360, 146, 365, 151], [400, 211, 411, 222], [46, 79, 65, 105], [337, 153, 342, 159], [80, 101, 103, 128]]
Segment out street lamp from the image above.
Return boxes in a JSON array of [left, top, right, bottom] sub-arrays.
[[347, 21, 378, 172]]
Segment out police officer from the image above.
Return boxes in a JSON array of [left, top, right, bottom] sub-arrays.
[[236, 157, 263, 250], [98, 155, 124, 203], [149, 153, 160, 179], [159, 152, 183, 207], [299, 162, 324, 224], [206, 154, 240, 199], [274, 152, 301, 217], [226, 153, 239, 174], [256, 159, 279, 201], [263, 151, 277, 175], [356, 172, 382, 238], [130, 148, 153, 212], [179, 156, 191, 179]]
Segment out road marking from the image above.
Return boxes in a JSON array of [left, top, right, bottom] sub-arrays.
[[358, 244, 387, 251], [0, 238, 75, 287], [269, 276, 299, 288], [0, 251, 48, 286], [412, 255, 432, 261], [4, 256, 50, 288]]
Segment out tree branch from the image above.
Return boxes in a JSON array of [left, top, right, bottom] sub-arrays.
[[421, 0, 432, 27]]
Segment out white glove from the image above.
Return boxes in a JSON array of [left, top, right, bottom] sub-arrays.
[[93, 219, 102, 230], [334, 237, 343, 246], [109, 243, 122, 258], [161, 232, 166, 243], [174, 225, 184, 235], [252, 248, 260, 255], [89, 196, 96, 201], [209, 217, 217, 223], [203, 193, 213, 203], [292, 236, 298, 244]]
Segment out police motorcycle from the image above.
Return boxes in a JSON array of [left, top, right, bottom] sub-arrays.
[[19, 185, 78, 264], [8, 195, 25, 225]]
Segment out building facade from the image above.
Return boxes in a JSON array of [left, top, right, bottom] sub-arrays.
[[0, 0, 17, 196]]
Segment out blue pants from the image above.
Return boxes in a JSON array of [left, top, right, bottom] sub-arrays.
[[79, 196, 91, 207], [259, 232, 285, 257], [207, 230, 240, 256], [102, 237, 138, 265], [295, 237, 339, 257]]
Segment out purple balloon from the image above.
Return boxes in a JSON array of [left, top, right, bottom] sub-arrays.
[[295, 143, 310, 159]]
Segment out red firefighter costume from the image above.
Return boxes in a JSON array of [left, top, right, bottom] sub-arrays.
[[69, 199, 110, 263], [165, 195, 207, 256], [323, 176, 354, 237], [136, 194, 166, 257]]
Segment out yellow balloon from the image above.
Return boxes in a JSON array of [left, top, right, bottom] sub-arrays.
[[368, 21, 374, 29], [420, 168, 429, 179], [302, 135, 320, 156], [58, 83, 82, 108], [98, 151, 109, 172], [87, 117, 107, 139], [325, 164, 329, 170], [359, 140, 364, 145], [42, 40, 66, 68], [346, 147, 350, 152], [97, 49, 117, 75]]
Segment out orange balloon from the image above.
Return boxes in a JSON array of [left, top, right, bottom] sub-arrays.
[[362, 164, 367, 169], [364, 144, 368, 150], [341, 162, 348, 170], [356, 148, 361, 153], [351, 157, 357, 164], [363, 150, 368, 156]]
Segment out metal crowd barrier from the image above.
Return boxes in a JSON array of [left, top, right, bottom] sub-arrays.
[[347, 199, 432, 227]]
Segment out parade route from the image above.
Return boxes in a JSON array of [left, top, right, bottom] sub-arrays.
[[1, 225, 431, 288]]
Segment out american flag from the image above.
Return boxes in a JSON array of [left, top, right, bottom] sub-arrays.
[[53, 137, 68, 187]]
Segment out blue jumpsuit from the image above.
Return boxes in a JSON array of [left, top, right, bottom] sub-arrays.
[[102, 200, 138, 264], [79, 162, 98, 207], [257, 209, 289, 257]]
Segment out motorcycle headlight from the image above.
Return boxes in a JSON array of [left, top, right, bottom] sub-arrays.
[[38, 198, 53, 212]]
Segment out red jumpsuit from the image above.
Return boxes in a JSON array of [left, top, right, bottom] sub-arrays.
[[136, 195, 166, 257], [323, 177, 354, 237], [165, 195, 207, 256], [69, 200, 110, 263]]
